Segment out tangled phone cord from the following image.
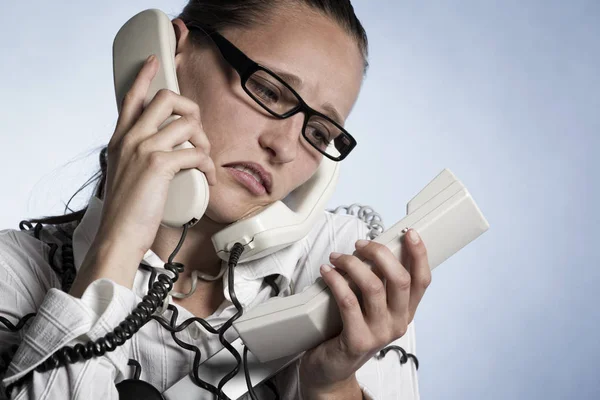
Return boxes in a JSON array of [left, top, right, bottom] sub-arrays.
[[2, 208, 418, 398], [1, 222, 279, 400], [330, 203, 385, 239], [139, 263, 280, 400]]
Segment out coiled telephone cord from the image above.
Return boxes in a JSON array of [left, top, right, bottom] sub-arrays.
[[1, 208, 418, 399], [1, 221, 262, 399]]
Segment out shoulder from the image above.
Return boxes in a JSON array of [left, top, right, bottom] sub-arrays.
[[305, 210, 371, 250], [0, 225, 67, 300], [0, 228, 48, 271], [304, 204, 386, 255], [288, 209, 378, 291]]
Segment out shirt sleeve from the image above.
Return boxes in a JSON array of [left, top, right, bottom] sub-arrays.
[[0, 231, 141, 399]]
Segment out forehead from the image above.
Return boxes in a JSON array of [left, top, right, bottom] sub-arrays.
[[222, 7, 365, 123]]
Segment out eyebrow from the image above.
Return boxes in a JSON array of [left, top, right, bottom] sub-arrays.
[[265, 64, 345, 126], [321, 102, 344, 126], [267, 65, 304, 88]]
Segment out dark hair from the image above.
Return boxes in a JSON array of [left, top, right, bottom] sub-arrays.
[[25, 0, 368, 227], [179, 0, 369, 71]]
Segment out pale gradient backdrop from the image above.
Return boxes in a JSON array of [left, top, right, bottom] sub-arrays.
[[1, 1, 598, 399]]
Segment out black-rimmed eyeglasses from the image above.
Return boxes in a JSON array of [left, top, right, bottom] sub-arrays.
[[185, 23, 357, 162]]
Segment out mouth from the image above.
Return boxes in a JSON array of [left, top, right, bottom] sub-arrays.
[[223, 161, 273, 195]]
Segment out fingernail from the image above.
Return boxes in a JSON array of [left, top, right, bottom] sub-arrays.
[[321, 264, 332, 273], [330, 252, 342, 260], [355, 239, 369, 248], [408, 229, 420, 244], [146, 54, 155, 63]]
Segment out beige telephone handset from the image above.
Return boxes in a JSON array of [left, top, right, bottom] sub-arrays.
[[113, 9, 339, 262]]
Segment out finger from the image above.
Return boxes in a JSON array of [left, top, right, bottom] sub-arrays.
[[352, 242, 386, 283], [188, 119, 211, 156], [145, 147, 215, 181], [151, 114, 212, 155], [405, 230, 432, 320], [111, 55, 159, 147], [353, 240, 412, 316], [138, 120, 217, 185], [319, 265, 370, 340], [134, 89, 202, 136], [328, 252, 388, 327]]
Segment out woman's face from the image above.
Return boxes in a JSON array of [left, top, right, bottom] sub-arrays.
[[173, 6, 364, 224]]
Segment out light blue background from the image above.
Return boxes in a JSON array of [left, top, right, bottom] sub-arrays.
[[1, 1, 598, 399]]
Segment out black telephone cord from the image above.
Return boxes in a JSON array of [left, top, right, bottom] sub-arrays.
[[1, 220, 418, 399], [0, 221, 276, 399]]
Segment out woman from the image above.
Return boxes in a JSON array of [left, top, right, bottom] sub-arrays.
[[0, 0, 431, 398]]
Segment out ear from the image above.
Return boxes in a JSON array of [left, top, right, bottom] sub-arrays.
[[172, 18, 192, 56]]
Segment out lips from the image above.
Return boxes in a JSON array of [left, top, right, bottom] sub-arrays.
[[223, 161, 273, 195]]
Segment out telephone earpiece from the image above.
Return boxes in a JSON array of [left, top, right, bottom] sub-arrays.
[[113, 9, 339, 261], [113, 9, 209, 228]]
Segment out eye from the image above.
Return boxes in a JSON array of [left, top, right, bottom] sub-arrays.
[[247, 76, 280, 104], [306, 123, 333, 149]]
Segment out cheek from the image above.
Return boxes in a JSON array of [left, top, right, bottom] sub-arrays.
[[202, 104, 268, 166], [281, 154, 321, 197], [193, 84, 263, 157], [178, 58, 244, 149]]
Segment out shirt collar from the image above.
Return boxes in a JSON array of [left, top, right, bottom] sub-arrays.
[[72, 197, 301, 304]]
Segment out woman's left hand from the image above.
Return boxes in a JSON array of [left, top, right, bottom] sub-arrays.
[[299, 229, 432, 395]]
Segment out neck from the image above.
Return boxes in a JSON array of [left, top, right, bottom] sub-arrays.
[[151, 216, 227, 294]]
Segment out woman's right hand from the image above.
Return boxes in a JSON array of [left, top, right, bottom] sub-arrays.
[[70, 54, 216, 296]]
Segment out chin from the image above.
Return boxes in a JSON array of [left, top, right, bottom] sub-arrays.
[[203, 188, 272, 224]]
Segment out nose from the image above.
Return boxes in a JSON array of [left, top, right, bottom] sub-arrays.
[[258, 113, 305, 163]]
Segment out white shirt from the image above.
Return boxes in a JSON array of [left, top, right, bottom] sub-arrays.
[[0, 197, 420, 399]]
